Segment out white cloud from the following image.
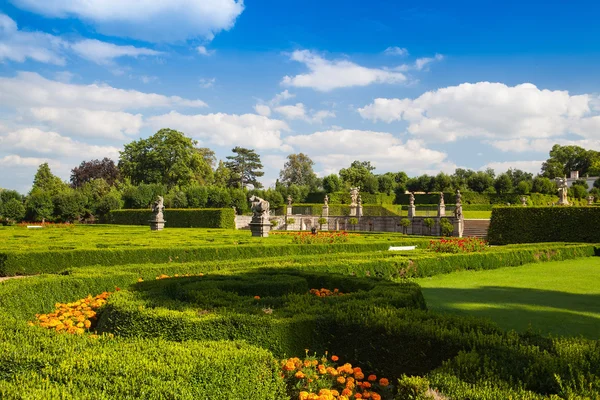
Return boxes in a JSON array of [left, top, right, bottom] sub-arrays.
[[254, 104, 271, 117], [282, 50, 407, 91], [26, 107, 143, 139], [415, 53, 444, 70], [480, 160, 544, 175], [358, 82, 596, 142], [0, 71, 207, 111], [71, 39, 162, 65], [199, 77, 216, 88], [489, 138, 600, 153], [284, 129, 449, 173], [147, 111, 291, 150], [271, 90, 295, 105], [10, 0, 245, 43], [196, 46, 215, 56], [0, 154, 51, 167], [273, 103, 335, 124], [0, 13, 67, 65], [0, 128, 120, 159], [384, 46, 408, 56]]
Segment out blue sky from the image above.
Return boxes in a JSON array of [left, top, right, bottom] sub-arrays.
[[1, 0, 600, 193]]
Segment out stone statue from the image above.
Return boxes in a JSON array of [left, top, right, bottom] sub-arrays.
[[520, 196, 527, 206], [324, 194, 329, 206], [454, 190, 463, 220], [287, 195, 293, 206], [151, 196, 164, 221], [555, 176, 569, 205], [409, 193, 415, 206], [249, 195, 270, 218], [439, 192, 445, 206], [588, 195, 595, 206], [350, 187, 360, 206], [149, 196, 165, 231]]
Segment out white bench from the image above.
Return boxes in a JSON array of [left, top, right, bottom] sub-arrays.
[[388, 245, 416, 251], [26, 226, 43, 229]]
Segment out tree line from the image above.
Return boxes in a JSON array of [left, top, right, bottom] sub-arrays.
[[1, 129, 600, 224]]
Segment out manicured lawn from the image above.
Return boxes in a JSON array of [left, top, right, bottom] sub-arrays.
[[416, 257, 600, 339], [463, 210, 491, 219]]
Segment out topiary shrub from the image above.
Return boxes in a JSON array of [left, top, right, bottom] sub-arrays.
[[423, 218, 435, 234], [439, 218, 454, 236], [398, 218, 411, 234]]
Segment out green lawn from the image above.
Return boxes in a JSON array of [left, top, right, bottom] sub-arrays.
[[416, 257, 600, 339], [463, 210, 491, 219]]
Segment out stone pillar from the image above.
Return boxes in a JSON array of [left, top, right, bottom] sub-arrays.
[[335, 219, 340, 231], [322, 205, 329, 217], [249, 215, 270, 237], [437, 192, 445, 217], [452, 218, 463, 238], [349, 205, 357, 217], [286, 206, 292, 216], [408, 205, 416, 218]]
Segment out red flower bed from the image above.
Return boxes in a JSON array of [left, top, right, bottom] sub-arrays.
[[428, 237, 487, 253]]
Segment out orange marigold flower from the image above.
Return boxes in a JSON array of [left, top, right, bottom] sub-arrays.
[[337, 376, 346, 384], [367, 374, 377, 382], [331, 355, 339, 362], [371, 394, 381, 400], [354, 394, 362, 399], [254, 295, 261, 300], [378, 378, 389, 387], [295, 371, 305, 379]]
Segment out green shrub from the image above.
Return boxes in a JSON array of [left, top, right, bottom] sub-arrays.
[[52, 191, 88, 222], [396, 375, 433, 399], [488, 207, 600, 244], [423, 218, 435, 234], [103, 208, 235, 229], [439, 219, 454, 236], [286, 218, 296, 225], [25, 191, 54, 221], [1, 198, 25, 223]]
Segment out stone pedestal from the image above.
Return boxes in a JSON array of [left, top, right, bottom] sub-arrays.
[[357, 205, 363, 217], [437, 205, 445, 217], [149, 219, 166, 231], [453, 218, 464, 238], [322, 205, 329, 217], [407, 205, 416, 218], [286, 206, 292, 216], [249, 216, 271, 237], [349, 205, 357, 217]]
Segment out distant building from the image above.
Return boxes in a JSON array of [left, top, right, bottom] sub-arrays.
[[566, 171, 598, 192]]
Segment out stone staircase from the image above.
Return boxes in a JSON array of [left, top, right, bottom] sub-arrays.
[[462, 219, 490, 238]]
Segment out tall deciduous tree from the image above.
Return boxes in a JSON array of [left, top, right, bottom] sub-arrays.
[[541, 144, 600, 178], [31, 163, 69, 195], [224, 147, 264, 189], [118, 129, 213, 188], [339, 161, 376, 188], [279, 153, 318, 188], [70, 158, 120, 188]]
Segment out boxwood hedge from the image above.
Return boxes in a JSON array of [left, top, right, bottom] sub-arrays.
[[488, 207, 600, 244], [103, 208, 236, 229]]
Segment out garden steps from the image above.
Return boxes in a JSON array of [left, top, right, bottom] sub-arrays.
[[462, 219, 490, 238]]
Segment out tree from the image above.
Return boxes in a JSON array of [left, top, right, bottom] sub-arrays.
[[339, 161, 376, 188], [279, 153, 318, 188], [322, 174, 342, 193], [541, 144, 600, 178], [224, 147, 264, 189], [433, 172, 453, 192], [377, 174, 394, 195], [452, 168, 475, 190], [31, 163, 68, 196], [467, 171, 494, 193], [1, 198, 25, 223], [494, 173, 513, 194], [515, 180, 532, 195], [70, 158, 120, 188], [213, 161, 232, 188], [53, 190, 87, 222], [25, 191, 54, 221], [532, 176, 556, 194], [506, 168, 533, 188], [119, 129, 213, 188]]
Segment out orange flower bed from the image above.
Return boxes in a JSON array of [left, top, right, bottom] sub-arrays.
[[310, 288, 343, 297], [281, 352, 392, 400], [30, 292, 111, 334]]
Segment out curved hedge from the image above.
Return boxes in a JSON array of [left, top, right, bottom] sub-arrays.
[[488, 207, 600, 244], [103, 208, 235, 229]]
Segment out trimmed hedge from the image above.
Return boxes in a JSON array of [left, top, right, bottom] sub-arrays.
[[103, 208, 235, 229], [305, 192, 395, 205], [488, 207, 600, 244], [0, 239, 431, 276]]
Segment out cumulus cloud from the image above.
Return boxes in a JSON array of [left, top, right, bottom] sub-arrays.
[[273, 103, 335, 124], [415, 53, 444, 70], [283, 129, 449, 174], [281, 50, 407, 91], [0, 13, 68, 65], [489, 138, 600, 153], [0, 71, 207, 111], [26, 107, 143, 139], [358, 82, 597, 143], [0, 128, 120, 159], [147, 111, 291, 150], [384, 46, 408, 56], [480, 160, 545, 175], [254, 104, 271, 117], [9, 0, 245, 43], [199, 78, 216, 88], [70, 39, 162, 65], [196, 46, 215, 56], [0, 154, 51, 167]]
